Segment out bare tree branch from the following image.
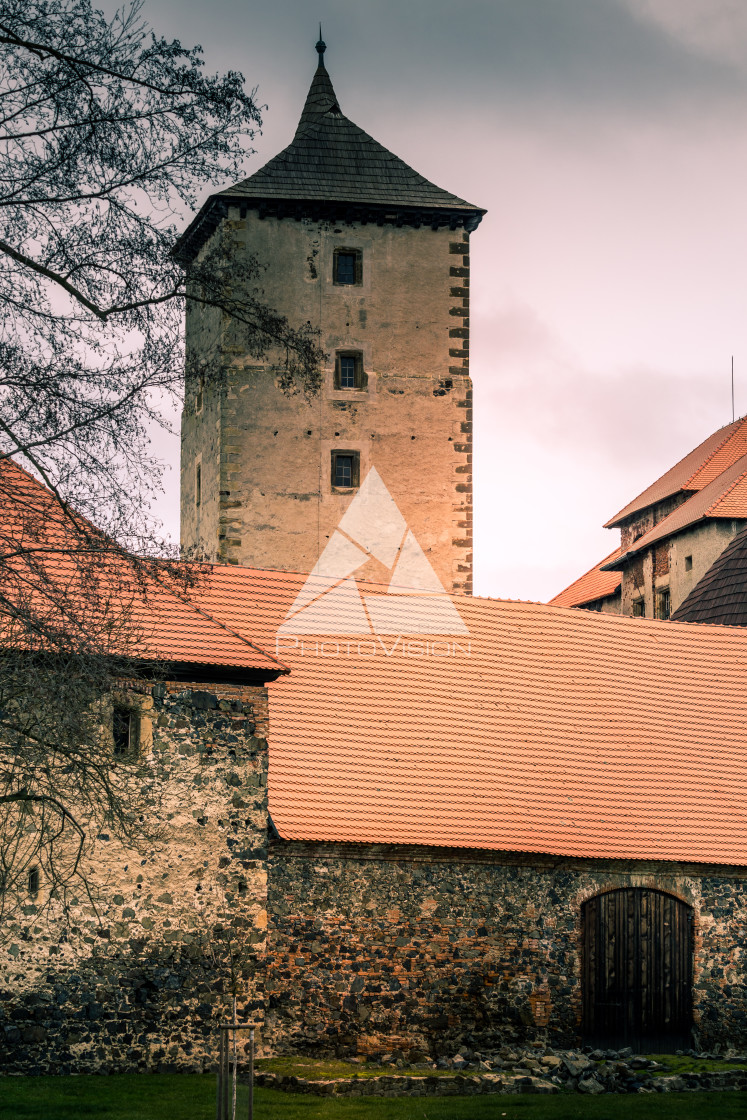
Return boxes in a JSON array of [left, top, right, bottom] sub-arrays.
[[0, 0, 322, 927]]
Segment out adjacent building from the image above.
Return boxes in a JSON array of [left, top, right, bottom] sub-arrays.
[[552, 415, 747, 617]]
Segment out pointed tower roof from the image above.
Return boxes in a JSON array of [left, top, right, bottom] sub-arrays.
[[293, 34, 340, 135], [174, 39, 485, 262]]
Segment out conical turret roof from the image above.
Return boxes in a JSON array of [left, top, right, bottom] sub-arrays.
[[223, 43, 483, 213], [293, 46, 340, 136], [174, 41, 485, 261]]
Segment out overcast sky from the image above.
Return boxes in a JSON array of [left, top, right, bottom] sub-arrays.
[[131, 0, 747, 601]]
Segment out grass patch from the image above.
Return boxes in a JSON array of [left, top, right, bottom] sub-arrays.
[[0, 1075, 745, 1120], [256, 1056, 454, 1079], [644, 1053, 747, 1077], [257, 1053, 747, 1083]]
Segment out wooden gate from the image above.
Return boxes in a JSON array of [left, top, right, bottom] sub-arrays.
[[582, 888, 693, 1051]]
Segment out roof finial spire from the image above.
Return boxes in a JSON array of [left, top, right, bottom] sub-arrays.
[[316, 25, 326, 66]]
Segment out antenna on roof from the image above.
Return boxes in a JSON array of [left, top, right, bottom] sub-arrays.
[[732, 355, 735, 423]]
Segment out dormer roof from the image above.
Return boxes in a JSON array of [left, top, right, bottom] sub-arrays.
[[174, 41, 485, 263]]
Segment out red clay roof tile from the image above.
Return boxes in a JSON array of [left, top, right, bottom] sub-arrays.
[[193, 564, 747, 866], [606, 452, 747, 565], [605, 416, 747, 527], [549, 547, 622, 607], [0, 458, 284, 675]]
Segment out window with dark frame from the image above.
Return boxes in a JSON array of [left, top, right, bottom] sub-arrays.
[[113, 707, 139, 759], [656, 588, 671, 620], [331, 450, 360, 489], [333, 248, 362, 285], [632, 599, 645, 617], [28, 867, 40, 895], [334, 351, 365, 390]]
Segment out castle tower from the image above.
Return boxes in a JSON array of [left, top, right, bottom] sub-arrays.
[[175, 40, 485, 594]]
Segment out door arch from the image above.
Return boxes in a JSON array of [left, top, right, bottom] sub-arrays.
[[582, 888, 693, 1051]]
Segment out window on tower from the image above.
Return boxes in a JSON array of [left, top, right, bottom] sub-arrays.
[[334, 351, 365, 390], [333, 248, 362, 285], [331, 451, 360, 490]]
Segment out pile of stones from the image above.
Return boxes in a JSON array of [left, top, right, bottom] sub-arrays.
[[256, 1044, 747, 1097], [421, 1044, 747, 1095]]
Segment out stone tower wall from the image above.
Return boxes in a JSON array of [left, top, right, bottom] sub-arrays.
[[181, 209, 473, 594]]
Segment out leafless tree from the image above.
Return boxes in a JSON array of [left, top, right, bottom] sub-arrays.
[[0, 458, 165, 926], [0, 0, 321, 921]]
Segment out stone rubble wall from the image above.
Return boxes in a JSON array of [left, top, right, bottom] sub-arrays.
[[255, 1065, 747, 1097], [255, 1070, 557, 1096], [265, 840, 747, 1057], [0, 681, 270, 1074]]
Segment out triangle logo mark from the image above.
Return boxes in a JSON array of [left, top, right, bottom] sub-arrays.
[[278, 576, 372, 635], [277, 467, 468, 636]]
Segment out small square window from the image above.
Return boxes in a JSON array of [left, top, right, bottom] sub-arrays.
[[334, 351, 365, 390], [684, 555, 693, 571], [632, 599, 645, 617], [333, 248, 362, 286], [331, 450, 360, 490], [113, 707, 139, 758]]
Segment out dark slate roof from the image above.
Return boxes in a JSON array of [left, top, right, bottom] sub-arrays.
[[671, 525, 747, 626], [174, 43, 485, 262], [222, 59, 483, 212]]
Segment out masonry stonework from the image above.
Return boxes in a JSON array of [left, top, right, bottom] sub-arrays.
[[620, 520, 742, 618], [265, 842, 747, 1058], [181, 216, 474, 593], [0, 681, 270, 1073]]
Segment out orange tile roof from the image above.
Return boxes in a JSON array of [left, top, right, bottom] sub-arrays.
[[605, 416, 747, 527], [549, 547, 622, 608], [123, 571, 288, 673], [0, 458, 284, 675], [192, 564, 747, 866], [606, 452, 747, 565]]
